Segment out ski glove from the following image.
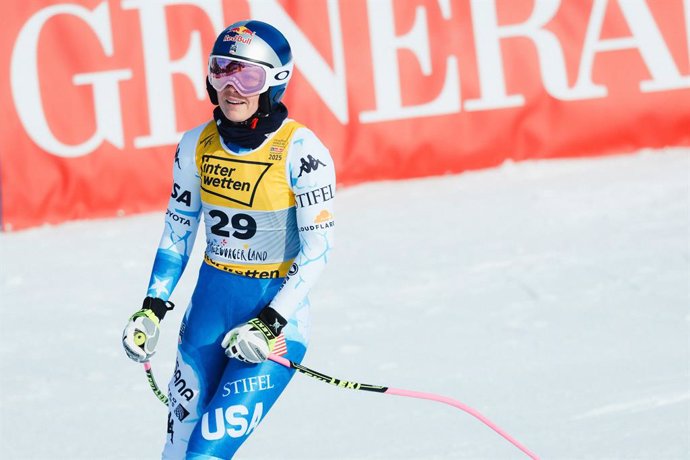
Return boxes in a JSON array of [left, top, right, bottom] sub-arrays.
[[221, 306, 287, 363], [122, 297, 174, 363]]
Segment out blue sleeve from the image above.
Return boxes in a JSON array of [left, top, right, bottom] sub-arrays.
[[145, 126, 204, 300]]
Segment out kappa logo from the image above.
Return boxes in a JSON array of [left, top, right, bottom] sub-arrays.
[[200, 155, 271, 207], [297, 155, 326, 177], [174, 144, 181, 170]]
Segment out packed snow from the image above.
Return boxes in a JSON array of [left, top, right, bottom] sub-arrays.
[[1, 148, 688, 459]]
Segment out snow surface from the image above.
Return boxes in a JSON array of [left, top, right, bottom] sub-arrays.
[[1, 149, 688, 460]]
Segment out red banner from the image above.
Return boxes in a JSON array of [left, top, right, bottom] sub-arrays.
[[2, 0, 689, 230]]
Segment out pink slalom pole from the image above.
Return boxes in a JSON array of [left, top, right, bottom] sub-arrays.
[[268, 354, 291, 367], [269, 354, 539, 459], [384, 387, 539, 459]]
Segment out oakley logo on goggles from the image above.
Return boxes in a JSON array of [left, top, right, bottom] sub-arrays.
[[208, 56, 291, 97]]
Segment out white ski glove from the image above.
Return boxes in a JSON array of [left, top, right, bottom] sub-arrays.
[[222, 306, 287, 363], [122, 297, 174, 363]]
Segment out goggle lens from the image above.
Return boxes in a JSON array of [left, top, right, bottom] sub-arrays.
[[208, 57, 267, 96]]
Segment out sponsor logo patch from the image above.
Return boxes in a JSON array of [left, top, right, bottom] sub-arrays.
[[298, 154, 326, 177], [314, 210, 333, 223], [222, 374, 276, 396], [295, 184, 334, 208], [174, 403, 190, 422], [200, 155, 271, 207]]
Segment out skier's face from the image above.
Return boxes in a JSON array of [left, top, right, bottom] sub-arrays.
[[217, 85, 260, 123]]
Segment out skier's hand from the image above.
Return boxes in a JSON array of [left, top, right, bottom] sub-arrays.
[[221, 306, 287, 363], [122, 297, 174, 363]]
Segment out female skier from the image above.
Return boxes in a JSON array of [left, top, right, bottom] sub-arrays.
[[122, 19, 335, 459]]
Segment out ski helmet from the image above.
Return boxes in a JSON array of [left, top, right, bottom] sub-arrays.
[[206, 20, 293, 113]]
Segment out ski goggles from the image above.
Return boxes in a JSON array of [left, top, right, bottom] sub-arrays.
[[208, 56, 287, 97]]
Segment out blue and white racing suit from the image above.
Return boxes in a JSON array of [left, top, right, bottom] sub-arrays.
[[145, 118, 335, 459]]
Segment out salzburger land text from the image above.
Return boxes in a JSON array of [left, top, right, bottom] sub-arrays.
[[207, 241, 268, 262]]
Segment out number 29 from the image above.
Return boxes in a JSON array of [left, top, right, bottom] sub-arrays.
[[208, 210, 257, 240]]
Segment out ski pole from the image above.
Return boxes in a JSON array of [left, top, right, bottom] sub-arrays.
[[143, 361, 169, 405], [268, 354, 539, 460]]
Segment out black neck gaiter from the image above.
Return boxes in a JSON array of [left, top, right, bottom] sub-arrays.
[[213, 104, 288, 150]]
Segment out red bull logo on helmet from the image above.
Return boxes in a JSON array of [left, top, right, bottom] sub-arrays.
[[230, 26, 254, 35], [223, 26, 255, 45]]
